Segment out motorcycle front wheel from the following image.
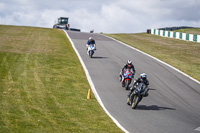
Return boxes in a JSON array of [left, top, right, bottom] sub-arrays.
[[127, 97, 131, 105], [131, 96, 140, 109], [89, 51, 93, 58], [125, 80, 130, 90]]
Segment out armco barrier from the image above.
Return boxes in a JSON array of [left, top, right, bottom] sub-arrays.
[[150, 29, 200, 43]]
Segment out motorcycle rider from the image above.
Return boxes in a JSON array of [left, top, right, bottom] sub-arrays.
[[119, 60, 136, 86], [129, 73, 149, 97], [86, 37, 96, 51]]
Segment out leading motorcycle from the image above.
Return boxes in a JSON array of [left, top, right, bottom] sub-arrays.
[[87, 45, 95, 58]]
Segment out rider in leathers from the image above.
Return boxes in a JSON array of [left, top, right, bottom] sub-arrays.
[[120, 60, 136, 86], [86, 37, 96, 51], [129, 73, 149, 97]]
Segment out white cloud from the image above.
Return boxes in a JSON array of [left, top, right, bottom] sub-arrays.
[[0, 0, 200, 33]]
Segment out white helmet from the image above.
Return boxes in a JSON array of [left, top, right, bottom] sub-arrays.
[[127, 60, 132, 67], [140, 73, 147, 80]]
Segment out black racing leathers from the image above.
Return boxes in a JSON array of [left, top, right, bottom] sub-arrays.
[[122, 64, 136, 75], [130, 77, 149, 97]]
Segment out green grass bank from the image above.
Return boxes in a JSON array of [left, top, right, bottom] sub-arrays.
[[106, 31, 200, 82], [174, 28, 200, 34], [0, 25, 123, 133]]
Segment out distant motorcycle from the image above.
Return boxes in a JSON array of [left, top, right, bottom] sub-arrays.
[[120, 69, 133, 90], [87, 45, 95, 58], [127, 82, 147, 109]]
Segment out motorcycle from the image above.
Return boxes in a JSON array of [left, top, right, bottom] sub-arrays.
[[120, 69, 133, 90], [127, 82, 147, 109], [87, 45, 95, 58]]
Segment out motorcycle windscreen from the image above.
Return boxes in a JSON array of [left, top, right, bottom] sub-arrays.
[[136, 83, 146, 92]]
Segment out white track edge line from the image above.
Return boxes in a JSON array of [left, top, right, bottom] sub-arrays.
[[103, 34, 200, 85], [63, 30, 129, 133]]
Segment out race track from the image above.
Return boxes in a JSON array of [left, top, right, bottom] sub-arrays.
[[66, 30, 200, 133]]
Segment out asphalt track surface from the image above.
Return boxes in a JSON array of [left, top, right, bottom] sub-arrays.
[[66, 30, 200, 133]]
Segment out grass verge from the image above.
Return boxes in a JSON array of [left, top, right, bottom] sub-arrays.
[[174, 28, 200, 34], [105, 33, 200, 82], [0, 25, 123, 133]]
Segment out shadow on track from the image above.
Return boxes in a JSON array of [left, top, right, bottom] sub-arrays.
[[136, 105, 176, 111], [133, 88, 176, 111], [91, 56, 108, 59], [149, 88, 156, 91]]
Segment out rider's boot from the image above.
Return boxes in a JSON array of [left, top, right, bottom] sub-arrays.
[[119, 74, 122, 82], [143, 88, 149, 97], [122, 80, 125, 87], [144, 93, 148, 97]]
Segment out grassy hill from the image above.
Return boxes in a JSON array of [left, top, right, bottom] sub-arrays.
[[0, 25, 123, 133], [1, 25, 199, 133], [174, 28, 200, 34], [106, 32, 200, 82]]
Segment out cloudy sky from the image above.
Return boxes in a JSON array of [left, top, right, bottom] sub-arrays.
[[0, 0, 200, 33]]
